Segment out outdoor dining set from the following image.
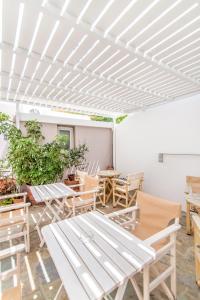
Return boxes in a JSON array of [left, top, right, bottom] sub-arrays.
[[1, 170, 199, 300]]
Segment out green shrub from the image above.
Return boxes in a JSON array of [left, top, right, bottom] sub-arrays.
[[0, 113, 87, 185]]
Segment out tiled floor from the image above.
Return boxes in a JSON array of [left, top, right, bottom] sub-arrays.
[[1, 205, 200, 299]]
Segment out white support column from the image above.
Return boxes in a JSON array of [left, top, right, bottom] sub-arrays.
[[113, 119, 116, 170], [15, 101, 20, 129]]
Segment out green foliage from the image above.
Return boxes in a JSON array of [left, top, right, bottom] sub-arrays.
[[25, 120, 44, 142], [90, 115, 113, 122], [116, 114, 128, 124], [0, 113, 9, 122], [68, 144, 88, 168], [0, 113, 88, 185]]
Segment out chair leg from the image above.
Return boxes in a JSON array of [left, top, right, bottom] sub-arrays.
[[143, 265, 150, 300], [170, 233, 177, 298], [186, 201, 191, 234]]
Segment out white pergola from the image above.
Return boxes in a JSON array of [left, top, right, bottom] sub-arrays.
[[0, 0, 200, 115]]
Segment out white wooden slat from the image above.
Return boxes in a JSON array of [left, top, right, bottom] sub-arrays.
[[34, 185, 52, 201], [56, 220, 118, 292], [70, 217, 137, 279], [43, 184, 65, 199], [83, 212, 154, 266], [41, 226, 91, 300], [46, 223, 105, 300], [36, 185, 58, 200], [29, 186, 43, 203], [52, 182, 75, 196], [76, 214, 150, 271]]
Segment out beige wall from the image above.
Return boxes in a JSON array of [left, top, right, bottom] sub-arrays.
[[75, 126, 113, 170], [20, 121, 113, 170], [20, 122, 58, 144]]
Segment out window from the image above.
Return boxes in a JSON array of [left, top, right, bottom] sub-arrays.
[[57, 126, 74, 150]]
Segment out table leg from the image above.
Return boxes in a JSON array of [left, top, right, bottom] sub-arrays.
[[54, 283, 63, 300], [114, 279, 128, 300], [37, 199, 63, 247], [186, 201, 191, 234]]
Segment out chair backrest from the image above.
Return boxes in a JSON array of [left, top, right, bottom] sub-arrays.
[[76, 170, 88, 184], [127, 172, 144, 191], [81, 175, 99, 200], [0, 244, 25, 299], [186, 176, 200, 193], [136, 191, 181, 236]]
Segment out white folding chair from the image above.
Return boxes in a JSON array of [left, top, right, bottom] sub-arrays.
[[65, 175, 99, 216], [107, 191, 181, 300], [0, 193, 30, 253], [113, 172, 144, 208], [0, 244, 25, 300]]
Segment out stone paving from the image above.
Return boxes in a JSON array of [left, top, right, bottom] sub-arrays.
[[1, 205, 200, 299]]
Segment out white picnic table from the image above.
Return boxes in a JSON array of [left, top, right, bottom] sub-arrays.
[[42, 211, 155, 300], [30, 182, 75, 246]]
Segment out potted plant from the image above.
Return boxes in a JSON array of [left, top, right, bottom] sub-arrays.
[[0, 113, 88, 204], [67, 144, 88, 181]]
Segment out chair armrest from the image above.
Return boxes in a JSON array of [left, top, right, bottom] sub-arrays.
[[143, 224, 181, 247], [112, 178, 129, 185], [0, 244, 25, 260], [0, 192, 27, 201], [192, 214, 200, 230], [106, 205, 139, 218], [0, 202, 31, 213], [68, 183, 84, 188], [75, 188, 99, 197]]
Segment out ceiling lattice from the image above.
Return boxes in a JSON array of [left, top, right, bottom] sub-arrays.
[[0, 0, 200, 115]]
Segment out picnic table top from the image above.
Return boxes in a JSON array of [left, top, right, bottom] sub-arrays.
[[30, 182, 75, 203], [42, 211, 155, 300]]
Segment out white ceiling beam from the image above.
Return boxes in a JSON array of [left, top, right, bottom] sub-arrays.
[[42, 2, 200, 87], [0, 71, 141, 107], [0, 42, 168, 101], [0, 90, 119, 116]]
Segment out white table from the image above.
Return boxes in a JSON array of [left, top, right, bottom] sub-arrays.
[[42, 211, 155, 300], [30, 182, 75, 246]]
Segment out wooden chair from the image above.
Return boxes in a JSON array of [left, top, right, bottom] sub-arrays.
[[113, 172, 144, 208], [0, 193, 30, 253], [74, 171, 106, 207], [95, 176, 106, 207], [192, 214, 200, 287], [185, 176, 200, 234], [107, 191, 181, 299], [65, 175, 99, 216], [0, 243, 25, 300]]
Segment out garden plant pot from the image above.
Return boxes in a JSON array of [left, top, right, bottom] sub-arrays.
[[68, 174, 75, 181]]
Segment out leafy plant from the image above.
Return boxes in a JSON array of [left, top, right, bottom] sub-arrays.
[[68, 144, 88, 168], [0, 113, 88, 185], [90, 115, 113, 122], [116, 114, 127, 124], [0, 178, 16, 195]]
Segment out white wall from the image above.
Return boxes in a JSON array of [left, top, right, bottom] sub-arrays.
[[116, 94, 200, 211]]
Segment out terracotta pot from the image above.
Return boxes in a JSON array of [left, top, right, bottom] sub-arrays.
[[68, 174, 75, 181], [13, 198, 23, 204], [64, 179, 80, 191], [20, 184, 39, 206]]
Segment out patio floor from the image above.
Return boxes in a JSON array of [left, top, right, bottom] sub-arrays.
[[1, 205, 200, 300]]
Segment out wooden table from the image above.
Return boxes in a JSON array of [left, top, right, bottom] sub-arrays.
[[192, 214, 200, 287], [186, 192, 200, 234], [30, 182, 75, 246], [98, 170, 120, 205], [42, 211, 155, 300]]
